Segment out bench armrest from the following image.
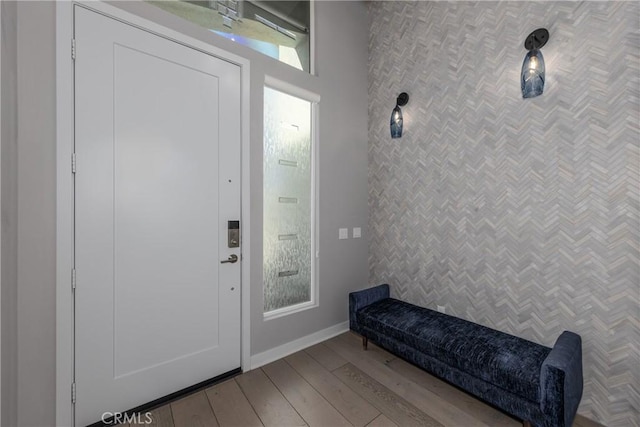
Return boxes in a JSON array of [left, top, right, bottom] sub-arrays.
[[540, 331, 583, 427], [349, 284, 390, 333]]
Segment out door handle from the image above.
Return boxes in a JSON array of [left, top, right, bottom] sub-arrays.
[[221, 254, 238, 264]]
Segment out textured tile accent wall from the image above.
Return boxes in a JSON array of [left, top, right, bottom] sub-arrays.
[[367, 2, 639, 426]]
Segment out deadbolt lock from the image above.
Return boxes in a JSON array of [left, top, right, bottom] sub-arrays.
[[228, 220, 240, 248]]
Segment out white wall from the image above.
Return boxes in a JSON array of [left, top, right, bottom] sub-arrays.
[[12, 1, 369, 424], [1, 2, 18, 425]]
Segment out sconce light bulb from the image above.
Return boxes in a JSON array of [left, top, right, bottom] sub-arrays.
[[521, 29, 549, 99], [390, 105, 403, 138], [390, 93, 408, 138], [521, 49, 546, 98]]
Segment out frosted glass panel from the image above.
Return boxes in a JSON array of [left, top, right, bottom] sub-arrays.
[[264, 87, 312, 313]]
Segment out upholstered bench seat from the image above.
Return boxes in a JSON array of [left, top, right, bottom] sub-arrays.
[[350, 284, 583, 427], [357, 298, 551, 403]]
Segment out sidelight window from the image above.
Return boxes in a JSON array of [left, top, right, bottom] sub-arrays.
[[263, 82, 318, 318]]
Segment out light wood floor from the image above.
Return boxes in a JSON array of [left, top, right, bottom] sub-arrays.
[[122, 332, 602, 427]]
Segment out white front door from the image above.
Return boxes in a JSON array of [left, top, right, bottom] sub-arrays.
[[74, 7, 241, 425]]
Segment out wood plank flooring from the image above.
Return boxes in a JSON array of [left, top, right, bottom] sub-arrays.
[[122, 332, 602, 427]]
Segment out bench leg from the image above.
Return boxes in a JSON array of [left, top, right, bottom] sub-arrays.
[[523, 421, 532, 427], [362, 336, 368, 350]]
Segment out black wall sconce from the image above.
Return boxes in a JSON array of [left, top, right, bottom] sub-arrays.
[[521, 28, 549, 98], [390, 92, 409, 138]]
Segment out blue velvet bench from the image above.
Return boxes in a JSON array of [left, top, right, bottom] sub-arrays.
[[349, 284, 583, 427]]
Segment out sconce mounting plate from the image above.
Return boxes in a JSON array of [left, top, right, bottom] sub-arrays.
[[396, 92, 409, 107], [524, 28, 549, 50]]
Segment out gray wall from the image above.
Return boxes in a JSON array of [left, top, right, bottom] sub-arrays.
[[250, 0, 369, 354], [16, 2, 57, 426], [367, 2, 639, 427], [9, 1, 369, 424], [1, 2, 18, 426]]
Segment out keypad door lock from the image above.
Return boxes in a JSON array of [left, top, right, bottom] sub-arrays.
[[228, 220, 240, 248]]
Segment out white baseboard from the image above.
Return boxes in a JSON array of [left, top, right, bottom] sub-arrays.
[[250, 321, 349, 370]]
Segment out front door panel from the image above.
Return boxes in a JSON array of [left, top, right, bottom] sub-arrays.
[[74, 7, 241, 425]]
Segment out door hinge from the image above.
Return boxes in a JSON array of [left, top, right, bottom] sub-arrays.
[[71, 382, 76, 404], [71, 39, 76, 61], [72, 268, 76, 292], [72, 153, 77, 174]]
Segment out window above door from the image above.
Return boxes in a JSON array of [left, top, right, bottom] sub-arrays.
[[148, 0, 311, 72]]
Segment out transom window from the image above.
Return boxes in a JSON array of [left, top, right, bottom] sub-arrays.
[[148, 0, 311, 72]]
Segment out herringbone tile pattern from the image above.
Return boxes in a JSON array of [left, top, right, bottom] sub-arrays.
[[367, 2, 640, 426]]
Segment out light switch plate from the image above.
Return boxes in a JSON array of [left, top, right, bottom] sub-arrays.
[[353, 227, 362, 238], [339, 228, 349, 240]]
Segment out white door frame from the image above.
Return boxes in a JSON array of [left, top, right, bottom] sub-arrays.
[[55, 3, 251, 425]]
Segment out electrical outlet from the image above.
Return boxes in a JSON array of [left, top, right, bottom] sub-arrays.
[[339, 228, 349, 240], [437, 305, 446, 313], [353, 227, 362, 238]]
